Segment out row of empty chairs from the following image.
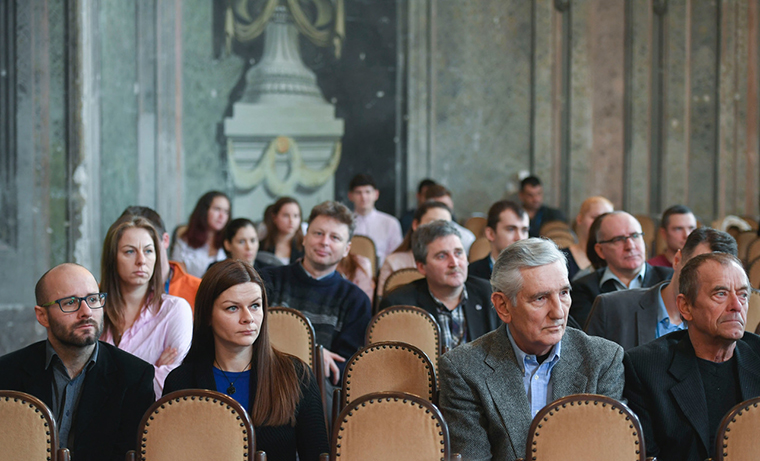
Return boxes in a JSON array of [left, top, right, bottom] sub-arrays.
[[7, 387, 760, 460]]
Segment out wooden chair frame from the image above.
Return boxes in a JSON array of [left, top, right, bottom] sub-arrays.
[[350, 235, 378, 274], [0, 390, 70, 461], [517, 394, 648, 461], [713, 396, 760, 460], [382, 267, 425, 297], [125, 389, 264, 461], [324, 391, 461, 461], [366, 305, 444, 364], [268, 306, 328, 430]]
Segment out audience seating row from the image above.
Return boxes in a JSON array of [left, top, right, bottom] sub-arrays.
[[8, 385, 760, 461]]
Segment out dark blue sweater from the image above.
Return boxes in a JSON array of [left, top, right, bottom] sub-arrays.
[[259, 263, 372, 372]]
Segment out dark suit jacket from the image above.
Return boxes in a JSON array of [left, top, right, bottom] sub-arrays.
[[0, 340, 155, 461], [570, 263, 673, 329], [468, 256, 492, 281], [439, 325, 624, 460], [624, 330, 760, 461], [378, 276, 499, 344], [585, 280, 671, 350]]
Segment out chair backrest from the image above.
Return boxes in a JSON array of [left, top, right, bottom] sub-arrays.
[[543, 229, 577, 249], [135, 390, 254, 460], [742, 216, 759, 231], [0, 390, 67, 461], [736, 231, 758, 265], [383, 268, 425, 295], [268, 307, 317, 369], [464, 216, 487, 238], [748, 259, 760, 291], [634, 214, 657, 257], [350, 235, 377, 273], [366, 305, 443, 371], [539, 220, 571, 235], [715, 396, 760, 460], [468, 236, 491, 262], [747, 240, 760, 268], [746, 290, 760, 335], [525, 394, 647, 461], [331, 392, 454, 461], [341, 341, 436, 408]]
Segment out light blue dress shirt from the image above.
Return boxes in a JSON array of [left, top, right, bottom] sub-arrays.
[[506, 325, 562, 417], [655, 282, 687, 338], [599, 263, 647, 290]]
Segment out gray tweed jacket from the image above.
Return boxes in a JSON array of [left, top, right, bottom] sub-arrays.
[[438, 324, 624, 461]]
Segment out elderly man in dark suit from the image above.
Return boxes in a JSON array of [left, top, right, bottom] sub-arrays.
[[571, 211, 673, 327], [624, 252, 760, 461], [439, 238, 624, 461], [379, 220, 499, 350], [0, 263, 155, 461], [468, 200, 529, 281], [586, 228, 737, 350]]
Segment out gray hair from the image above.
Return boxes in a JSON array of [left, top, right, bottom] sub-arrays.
[[491, 238, 567, 304], [412, 220, 462, 264]]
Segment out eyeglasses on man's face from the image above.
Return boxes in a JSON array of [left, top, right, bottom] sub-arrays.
[[40, 293, 107, 313], [597, 232, 645, 246]]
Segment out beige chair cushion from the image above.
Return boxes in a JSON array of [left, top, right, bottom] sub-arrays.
[[268, 307, 315, 368], [141, 394, 251, 460], [335, 394, 447, 461], [350, 236, 377, 273], [367, 306, 441, 370], [384, 268, 425, 295], [0, 393, 56, 461], [343, 342, 435, 405], [468, 237, 490, 262], [719, 399, 760, 460]]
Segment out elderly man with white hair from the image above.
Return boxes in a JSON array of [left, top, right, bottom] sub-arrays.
[[438, 238, 624, 461]]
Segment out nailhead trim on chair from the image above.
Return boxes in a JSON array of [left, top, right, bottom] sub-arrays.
[[530, 399, 641, 460], [344, 343, 435, 402], [2, 396, 54, 461], [720, 401, 760, 458], [140, 396, 250, 460], [368, 307, 441, 360]]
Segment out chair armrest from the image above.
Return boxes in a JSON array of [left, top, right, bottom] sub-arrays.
[[124, 450, 136, 461], [253, 450, 267, 461], [647, 458, 658, 461], [319, 453, 330, 461], [451, 453, 462, 460], [57, 448, 71, 461]]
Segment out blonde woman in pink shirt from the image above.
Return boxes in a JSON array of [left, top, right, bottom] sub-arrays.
[[100, 216, 193, 397]]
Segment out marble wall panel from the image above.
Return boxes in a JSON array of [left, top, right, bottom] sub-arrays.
[[432, 0, 533, 216], [532, 1, 558, 205]]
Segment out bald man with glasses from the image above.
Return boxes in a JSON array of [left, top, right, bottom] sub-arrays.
[[570, 211, 673, 327], [0, 263, 154, 461]]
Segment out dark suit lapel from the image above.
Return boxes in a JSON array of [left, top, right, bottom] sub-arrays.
[[735, 336, 760, 400], [463, 285, 489, 340], [484, 325, 532, 460], [20, 342, 54, 408], [636, 284, 662, 347], [75, 344, 117, 437], [668, 336, 710, 454]]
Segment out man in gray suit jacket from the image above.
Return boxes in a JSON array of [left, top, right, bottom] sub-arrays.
[[439, 238, 624, 461], [585, 228, 738, 350]]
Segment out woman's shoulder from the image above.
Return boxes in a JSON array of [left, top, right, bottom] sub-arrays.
[[157, 294, 193, 320], [163, 359, 203, 395]]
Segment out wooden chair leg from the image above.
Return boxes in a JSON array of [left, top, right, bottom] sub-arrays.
[[57, 448, 71, 461]]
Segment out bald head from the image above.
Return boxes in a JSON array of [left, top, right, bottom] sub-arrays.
[[35, 263, 99, 306]]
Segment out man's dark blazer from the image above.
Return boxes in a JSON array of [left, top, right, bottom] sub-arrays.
[[468, 256, 492, 281], [624, 330, 760, 461], [378, 276, 499, 343], [585, 280, 671, 350], [0, 340, 155, 461], [570, 263, 673, 329]]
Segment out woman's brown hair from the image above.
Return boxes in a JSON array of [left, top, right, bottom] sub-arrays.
[[184, 191, 230, 250], [261, 197, 304, 252], [190, 259, 304, 426], [100, 216, 164, 336], [394, 201, 452, 253]]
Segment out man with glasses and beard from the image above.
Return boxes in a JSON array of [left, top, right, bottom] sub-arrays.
[[0, 263, 154, 461]]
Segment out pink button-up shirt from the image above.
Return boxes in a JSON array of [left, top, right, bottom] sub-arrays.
[[102, 294, 193, 398]]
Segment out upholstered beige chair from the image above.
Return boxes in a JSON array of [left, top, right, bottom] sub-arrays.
[[516, 394, 649, 461], [712, 396, 760, 460], [0, 390, 70, 461], [464, 216, 487, 238], [366, 305, 443, 374], [349, 235, 377, 273], [124, 390, 265, 461], [383, 268, 425, 296], [468, 237, 490, 262], [325, 392, 461, 461]]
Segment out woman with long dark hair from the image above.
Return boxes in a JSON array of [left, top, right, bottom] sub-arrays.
[[172, 191, 231, 277], [164, 260, 328, 460], [100, 216, 193, 397], [260, 197, 304, 265]]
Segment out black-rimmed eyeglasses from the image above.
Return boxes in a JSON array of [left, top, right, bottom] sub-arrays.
[[597, 232, 645, 246], [40, 293, 107, 313]]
